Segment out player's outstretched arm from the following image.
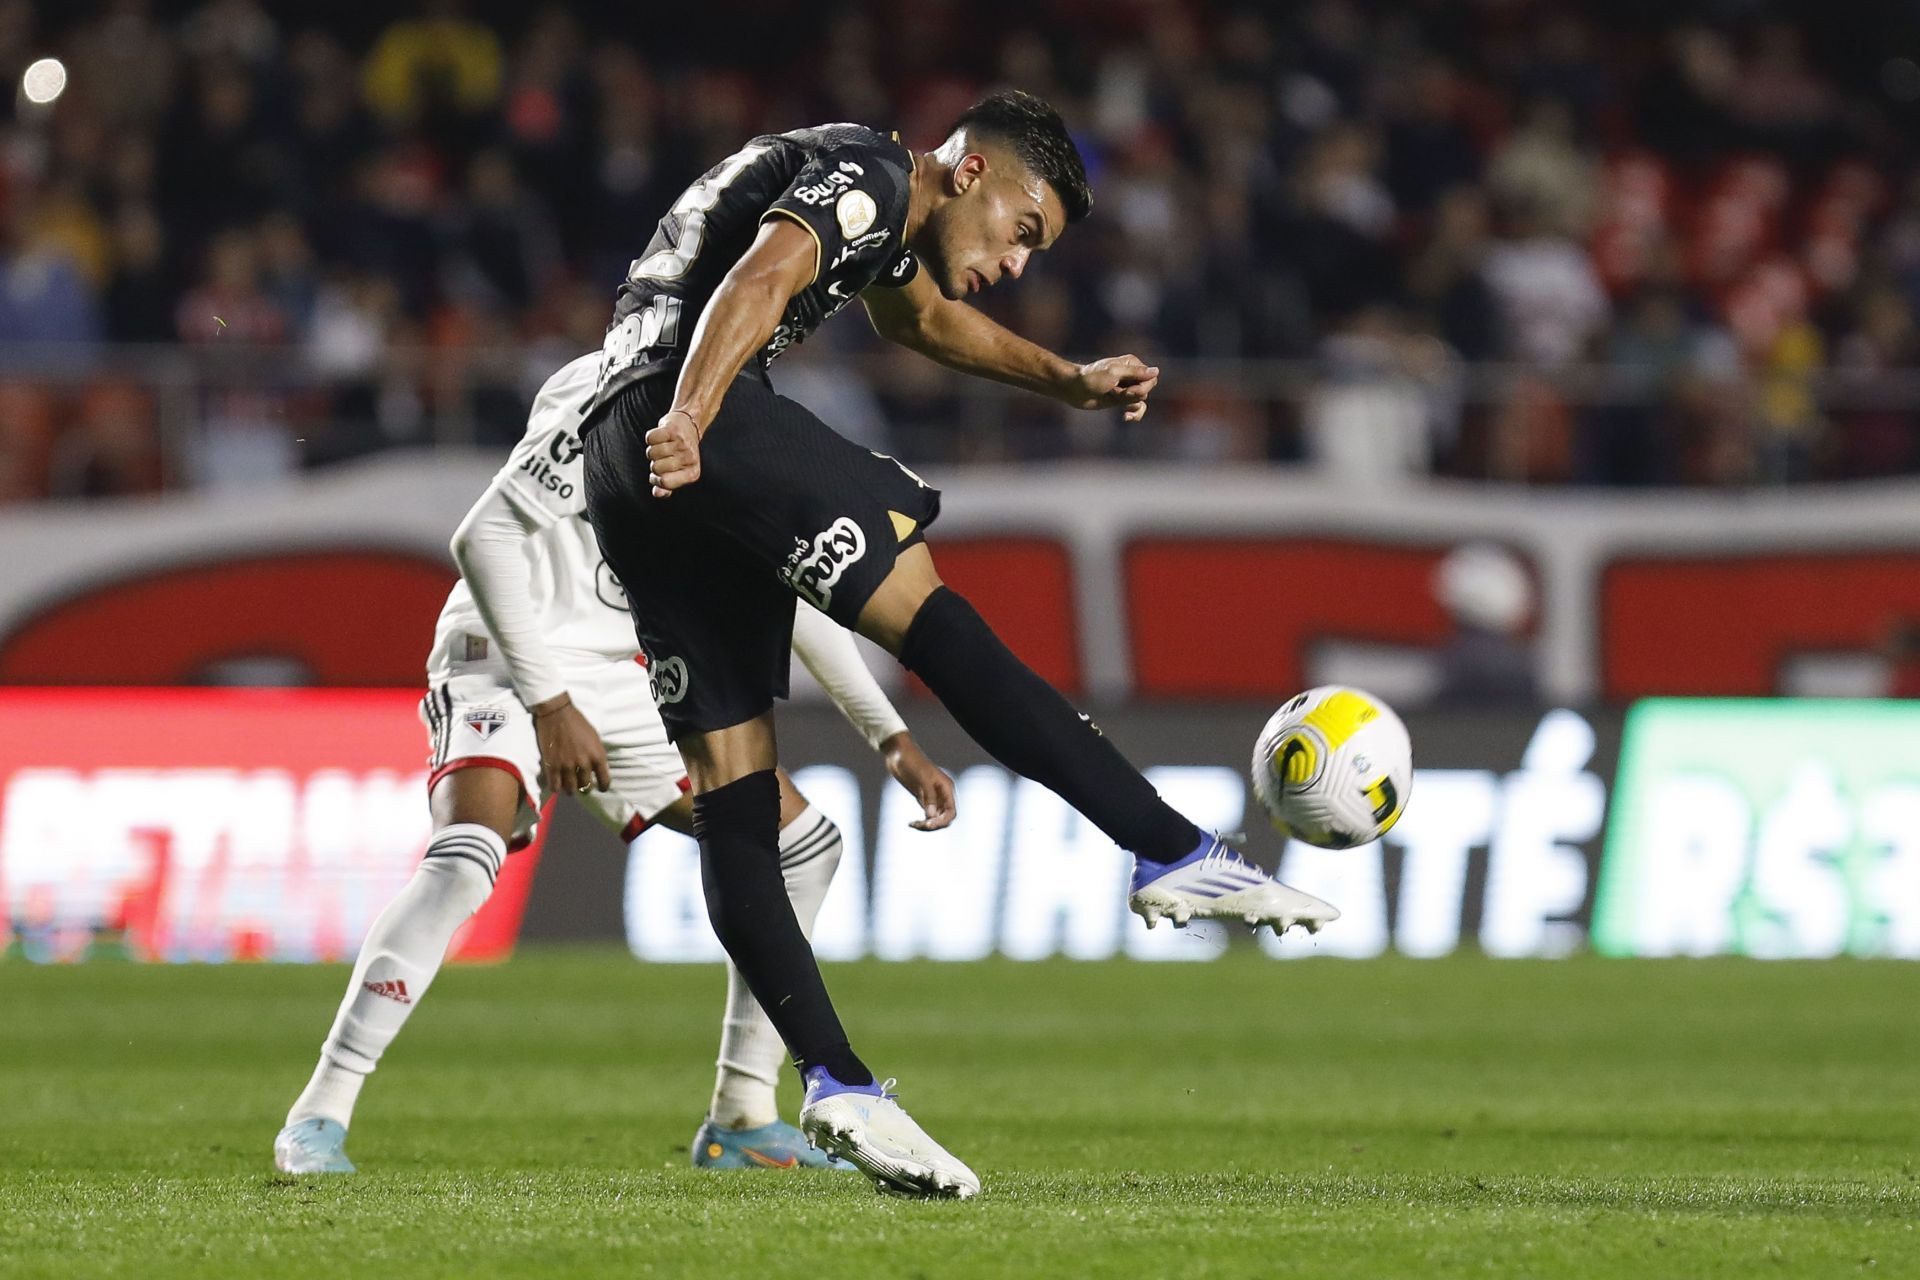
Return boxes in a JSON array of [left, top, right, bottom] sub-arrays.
[[791, 602, 956, 831], [863, 268, 1160, 422], [645, 218, 818, 497], [449, 488, 611, 795]]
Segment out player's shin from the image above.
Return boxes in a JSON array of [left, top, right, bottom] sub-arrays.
[[897, 586, 1202, 861], [709, 805, 843, 1129], [694, 772, 872, 1086], [285, 823, 504, 1128]]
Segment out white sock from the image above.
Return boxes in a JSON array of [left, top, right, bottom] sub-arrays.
[[707, 805, 842, 1130], [285, 823, 503, 1129]]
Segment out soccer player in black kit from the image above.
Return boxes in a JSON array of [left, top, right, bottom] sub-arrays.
[[582, 91, 1337, 1198]]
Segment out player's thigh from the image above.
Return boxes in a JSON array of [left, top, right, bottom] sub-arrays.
[[421, 674, 544, 846], [584, 389, 797, 743], [695, 377, 945, 632]]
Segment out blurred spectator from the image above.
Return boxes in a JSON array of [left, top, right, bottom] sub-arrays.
[[1406, 187, 1499, 361], [1481, 197, 1608, 367], [1381, 58, 1482, 217], [175, 230, 293, 489], [1488, 99, 1594, 240], [103, 206, 175, 342], [1431, 543, 1538, 704], [439, 149, 561, 314], [180, 0, 279, 69], [361, 0, 502, 134], [0, 198, 101, 348], [1830, 288, 1918, 477]]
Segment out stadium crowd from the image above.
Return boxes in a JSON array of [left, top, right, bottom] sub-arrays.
[[2, 0, 1919, 499]]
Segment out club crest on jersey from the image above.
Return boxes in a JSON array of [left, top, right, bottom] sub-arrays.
[[649, 655, 689, 706], [594, 560, 629, 611], [836, 190, 877, 239], [464, 707, 509, 740], [785, 517, 866, 610]]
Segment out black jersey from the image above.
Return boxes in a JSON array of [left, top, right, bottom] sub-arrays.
[[589, 123, 920, 414]]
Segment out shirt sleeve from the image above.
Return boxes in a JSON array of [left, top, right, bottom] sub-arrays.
[[449, 483, 570, 709], [789, 601, 908, 752], [762, 145, 912, 287]]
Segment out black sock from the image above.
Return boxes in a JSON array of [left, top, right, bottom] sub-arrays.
[[898, 587, 1202, 862], [693, 771, 872, 1085]]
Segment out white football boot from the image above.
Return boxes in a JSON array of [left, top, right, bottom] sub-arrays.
[[1129, 834, 1340, 934], [799, 1069, 980, 1200]]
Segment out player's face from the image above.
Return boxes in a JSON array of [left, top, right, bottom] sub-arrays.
[[920, 162, 1065, 301]]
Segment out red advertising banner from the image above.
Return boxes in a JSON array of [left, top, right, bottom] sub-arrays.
[[0, 688, 539, 963]]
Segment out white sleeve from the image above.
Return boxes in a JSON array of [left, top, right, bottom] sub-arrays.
[[790, 602, 907, 751], [449, 483, 570, 708]]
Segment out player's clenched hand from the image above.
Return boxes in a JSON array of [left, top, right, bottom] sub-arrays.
[[532, 695, 612, 796], [645, 409, 703, 498], [1066, 354, 1160, 422], [882, 732, 957, 832]]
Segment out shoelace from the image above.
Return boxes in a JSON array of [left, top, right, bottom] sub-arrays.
[[1198, 835, 1264, 878]]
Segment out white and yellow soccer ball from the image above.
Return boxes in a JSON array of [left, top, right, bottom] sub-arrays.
[[1252, 686, 1412, 849]]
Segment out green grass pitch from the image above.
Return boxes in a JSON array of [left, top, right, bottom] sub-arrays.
[[3, 949, 1916, 1278]]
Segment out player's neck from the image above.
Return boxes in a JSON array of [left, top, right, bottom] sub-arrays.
[[904, 151, 936, 242]]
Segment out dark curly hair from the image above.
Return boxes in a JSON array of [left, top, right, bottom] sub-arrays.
[[948, 89, 1092, 224]]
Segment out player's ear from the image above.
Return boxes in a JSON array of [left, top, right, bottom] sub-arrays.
[[949, 152, 987, 196]]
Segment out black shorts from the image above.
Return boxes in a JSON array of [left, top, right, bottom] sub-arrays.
[[582, 369, 940, 740]]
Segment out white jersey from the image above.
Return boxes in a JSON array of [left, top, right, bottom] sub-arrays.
[[428, 354, 639, 682]]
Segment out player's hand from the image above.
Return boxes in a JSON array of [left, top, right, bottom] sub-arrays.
[[882, 732, 957, 831], [1066, 354, 1160, 422], [532, 695, 612, 796], [645, 409, 703, 498]]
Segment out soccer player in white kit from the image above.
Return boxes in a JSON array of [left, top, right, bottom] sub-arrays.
[[273, 353, 956, 1175]]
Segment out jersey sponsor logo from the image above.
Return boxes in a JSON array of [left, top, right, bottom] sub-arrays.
[[793, 170, 857, 206], [826, 279, 854, 300], [649, 655, 689, 706], [548, 432, 583, 465], [517, 453, 576, 500], [464, 707, 509, 740], [836, 189, 877, 238], [785, 517, 867, 611], [598, 296, 685, 386]]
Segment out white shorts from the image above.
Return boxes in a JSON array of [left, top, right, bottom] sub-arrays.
[[421, 654, 688, 848]]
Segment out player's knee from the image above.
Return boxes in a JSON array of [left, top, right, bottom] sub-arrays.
[[428, 767, 522, 839], [856, 547, 944, 654]]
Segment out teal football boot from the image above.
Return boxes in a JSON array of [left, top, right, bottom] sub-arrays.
[[690, 1118, 855, 1171]]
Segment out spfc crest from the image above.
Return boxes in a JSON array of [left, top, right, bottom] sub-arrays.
[[463, 707, 509, 741]]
